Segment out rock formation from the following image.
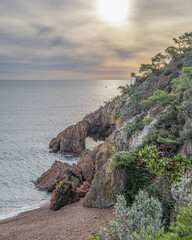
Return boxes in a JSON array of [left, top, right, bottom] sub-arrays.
[[83, 159, 127, 208], [35, 161, 83, 191], [49, 96, 127, 155], [50, 181, 80, 211], [36, 50, 192, 211], [76, 181, 91, 197]]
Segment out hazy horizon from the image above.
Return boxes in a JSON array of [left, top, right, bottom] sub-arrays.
[[0, 0, 192, 80]]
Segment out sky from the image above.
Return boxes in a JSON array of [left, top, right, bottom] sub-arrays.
[[0, 0, 192, 80]]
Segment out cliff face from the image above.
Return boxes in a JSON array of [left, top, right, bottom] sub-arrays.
[[36, 48, 192, 210], [49, 96, 125, 155]]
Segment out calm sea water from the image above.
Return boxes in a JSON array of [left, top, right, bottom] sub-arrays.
[[0, 80, 128, 220]]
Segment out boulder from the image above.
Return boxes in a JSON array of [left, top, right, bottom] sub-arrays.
[[76, 181, 91, 197], [83, 159, 127, 208], [35, 161, 83, 191], [77, 149, 95, 183], [50, 181, 80, 211]]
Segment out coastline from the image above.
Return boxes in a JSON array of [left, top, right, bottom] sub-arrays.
[[0, 200, 50, 222], [0, 199, 114, 240]]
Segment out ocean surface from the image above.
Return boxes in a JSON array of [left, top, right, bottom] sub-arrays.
[[0, 80, 129, 220]]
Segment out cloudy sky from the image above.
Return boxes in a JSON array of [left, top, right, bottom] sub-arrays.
[[0, 0, 192, 80]]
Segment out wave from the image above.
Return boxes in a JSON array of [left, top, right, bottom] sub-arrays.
[[0, 200, 49, 221]]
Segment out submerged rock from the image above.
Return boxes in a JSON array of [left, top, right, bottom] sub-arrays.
[[50, 181, 80, 211], [35, 161, 83, 192]]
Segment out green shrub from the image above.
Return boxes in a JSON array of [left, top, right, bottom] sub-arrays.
[[112, 152, 136, 167], [171, 172, 192, 207], [142, 117, 154, 125], [157, 135, 179, 145], [129, 191, 163, 233], [146, 178, 174, 231], [141, 90, 175, 106], [89, 237, 100, 240], [146, 106, 182, 154], [168, 204, 192, 239], [172, 66, 192, 91], [183, 49, 192, 67], [112, 152, 150, 205], [99, 191, 163, 240], [125, 114, 145, 140], [138, 145, 192, 182], [134, 204, 192, 240], [118, 85, 132, 95]]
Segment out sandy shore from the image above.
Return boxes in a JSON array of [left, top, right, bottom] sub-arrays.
[[0, 199, 114, 240]]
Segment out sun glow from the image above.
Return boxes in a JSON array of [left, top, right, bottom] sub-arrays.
[[98, 0, 129, 23]]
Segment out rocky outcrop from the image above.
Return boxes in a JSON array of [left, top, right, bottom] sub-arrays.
[[37, 58, 189, 211], [50, 181, 80, 211], [77, 143, 111, 183], [35, 161, 83, 191], [37, 104, 159, 209], [84, 159, 127, 208], [82, 112, 158, 208], [49, 96, 128, 155], [77, 149, 95, 183], [76, 181, 91, 197]]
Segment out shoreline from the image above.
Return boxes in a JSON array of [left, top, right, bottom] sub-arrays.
[[0, 198, 114, 240], [0, 201, 50, 222]]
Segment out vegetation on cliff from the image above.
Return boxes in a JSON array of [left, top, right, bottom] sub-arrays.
[[89, 32, 192, 239], [37, 31, 192, 238]]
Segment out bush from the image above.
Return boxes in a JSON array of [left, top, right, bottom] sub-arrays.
[[118, 85, 132, 95], [138, 145, 192, 182], [89, 237, 100, 240], [125, 114, 145, 140], [172, 66, 192, 91], [171, 172, 192, 207], [157, 135, 179, 145], [99, 191, 163, 240], [142, 117, 154, 125], [168, 204, 192, 239], [134, 204, 192, 240], [113, 152, 150, 205], [146, 177, 175, 230], [141, 90, 175, 107], [129, 191, 163, 234]]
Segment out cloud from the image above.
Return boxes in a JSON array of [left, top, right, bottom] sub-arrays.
[[0, 0, 192, 80]]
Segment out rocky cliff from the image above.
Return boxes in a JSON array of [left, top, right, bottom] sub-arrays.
[[36, 39, 192, 210]]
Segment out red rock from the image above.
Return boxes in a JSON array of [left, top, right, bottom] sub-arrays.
[[77, 143, 110, 183], [76, 181, 91, 197], [50, 181, 80, 211], [77, 150, 94, 183], [49, 104, 116, 156], [35, 161, 83, 191]]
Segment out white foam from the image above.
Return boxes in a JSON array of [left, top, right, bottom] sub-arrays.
[[0, 201, 49, 221]]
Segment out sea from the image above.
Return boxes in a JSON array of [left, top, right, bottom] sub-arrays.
[[0, 80, 129, 220]]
